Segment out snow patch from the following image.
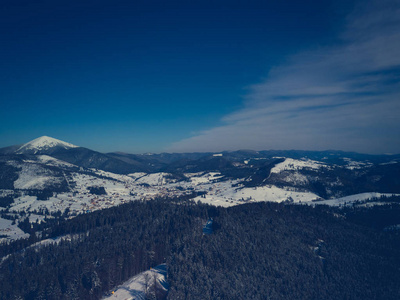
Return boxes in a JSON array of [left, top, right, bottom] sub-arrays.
[[271, 158, 327, 174], [342, 158, 373, 170], [103, 264, 168, 300]]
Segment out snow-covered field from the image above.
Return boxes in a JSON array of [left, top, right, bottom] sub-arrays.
[[187, 172, 224, 185], [193, 184, 320, 207], [0, 217, 29, 240]]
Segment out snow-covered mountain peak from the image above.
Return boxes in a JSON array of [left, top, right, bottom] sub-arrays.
[[16, 136, 78, 154]]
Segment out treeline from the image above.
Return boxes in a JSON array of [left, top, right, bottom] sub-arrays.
[[342, 201, 400, 231], [1, 199, 400, 299]]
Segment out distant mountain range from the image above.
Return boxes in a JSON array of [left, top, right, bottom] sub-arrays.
[[1, 136, 400, 197], [2, 136, 400, 174]]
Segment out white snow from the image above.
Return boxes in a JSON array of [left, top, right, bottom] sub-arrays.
[[127, 172, 148, 180], [0, 217, 29, 242], [193, 185, 320, 207], [37, 155, 77, 168], [13, 163, 63, 190], [314, 192, 399, 206], [277, 172, 310, 185], [342, 158, 373, 170], [379, 161, 399, 165], [271, 158, 328, 174], [10, 195, 45, 212], [91, 169, 138, 182], [16, 136, 78, 154], [103, 264, 168, 300], [134, 173, 176, 186], [186, 172, 224, 185], [29, 233, 81, 249]]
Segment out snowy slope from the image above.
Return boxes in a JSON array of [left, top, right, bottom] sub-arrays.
[[185, 172, 224, 185], [341, 158, 373, 170], [103, 264, 168, 300], [16, 136, 78, 154], [314, 192, 399, 206], [13, 163, 64, 190], [271, 158, 329, 174], [37, 155, 77, 168], [134, 173, 177, 186]]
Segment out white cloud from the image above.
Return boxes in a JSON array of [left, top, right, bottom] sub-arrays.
[[168, 0, 400, 154]]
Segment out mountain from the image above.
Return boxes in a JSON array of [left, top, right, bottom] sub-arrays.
[[15, 136, 78, 155], [0, 136, 151, 174]]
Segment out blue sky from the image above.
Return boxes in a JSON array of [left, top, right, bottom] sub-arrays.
[[1, 0, 399, 154]]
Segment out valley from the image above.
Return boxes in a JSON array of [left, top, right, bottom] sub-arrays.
[[1, 136, 400, 242]]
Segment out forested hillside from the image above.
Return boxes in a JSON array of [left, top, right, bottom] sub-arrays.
[[168, 203, 400, 299], [1, 199, 399, 299]]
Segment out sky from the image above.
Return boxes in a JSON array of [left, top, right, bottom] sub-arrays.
[[1, 0, 399, 154]]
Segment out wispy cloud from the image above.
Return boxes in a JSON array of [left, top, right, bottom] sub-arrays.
[[168, 0, 400, 154]]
